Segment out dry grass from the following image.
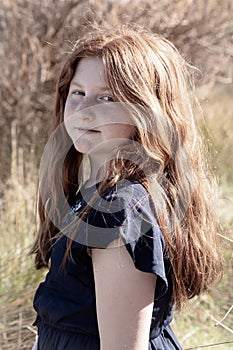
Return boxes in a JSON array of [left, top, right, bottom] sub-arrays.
[[0, 176, 45, 349]]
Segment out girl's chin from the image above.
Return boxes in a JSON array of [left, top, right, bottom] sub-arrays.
[[73, 139, 96, 154], [73, 139, 110, 155]]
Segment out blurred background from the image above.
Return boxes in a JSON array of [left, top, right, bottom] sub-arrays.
[[0, 0, 232, 349]]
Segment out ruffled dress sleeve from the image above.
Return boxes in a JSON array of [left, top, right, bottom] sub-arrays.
[[78, 180, 169, 301]]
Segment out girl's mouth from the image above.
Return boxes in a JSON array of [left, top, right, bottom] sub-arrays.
[[76, 128, 101, 133]]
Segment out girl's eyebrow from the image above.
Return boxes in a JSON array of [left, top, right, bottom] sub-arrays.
[[70, 81, 110, 92], [70, 81, 83, 87]]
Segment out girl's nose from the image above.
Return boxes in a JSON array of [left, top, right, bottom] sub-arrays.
[[76, 99, 96, 121]]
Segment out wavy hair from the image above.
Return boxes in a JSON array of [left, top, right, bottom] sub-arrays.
[[30, 26, 222, 308]]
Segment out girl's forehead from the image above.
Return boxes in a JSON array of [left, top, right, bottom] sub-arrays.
[[71, 57, 107, 87], [77, 56, 102, 68]]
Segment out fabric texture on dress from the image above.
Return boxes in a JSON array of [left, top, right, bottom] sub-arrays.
[[33, 180, 182, 349]]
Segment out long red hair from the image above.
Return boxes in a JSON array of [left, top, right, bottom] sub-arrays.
[[30, 27, 222, 309]]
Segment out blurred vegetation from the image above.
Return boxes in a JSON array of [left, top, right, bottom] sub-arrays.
[[0, 0, 232, 349]]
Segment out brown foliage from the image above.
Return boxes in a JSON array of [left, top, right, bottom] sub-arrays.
[[0, 0, 232, 184]]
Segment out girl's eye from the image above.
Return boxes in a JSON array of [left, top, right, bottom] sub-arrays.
[[72, 90, 85, 96], [100, 95, 114, 102]]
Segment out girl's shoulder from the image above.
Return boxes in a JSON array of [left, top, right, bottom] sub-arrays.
[[88, 179, 155, 228], [74, 179, 157, 250], [100, 179, 149, 205]]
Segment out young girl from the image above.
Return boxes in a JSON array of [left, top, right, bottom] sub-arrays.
[[31, 27, 222, 350]]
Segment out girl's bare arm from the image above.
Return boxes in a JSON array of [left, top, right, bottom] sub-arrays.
[[92, 239, 156, 350]]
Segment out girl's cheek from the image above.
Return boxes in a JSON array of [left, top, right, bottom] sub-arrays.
[[64, 100, 76, 134], [64, 99, 75, 118]]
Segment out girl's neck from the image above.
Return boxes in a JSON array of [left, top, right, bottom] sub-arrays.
[[83, 154, 109, 189]]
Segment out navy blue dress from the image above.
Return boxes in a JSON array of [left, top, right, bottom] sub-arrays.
[[33, 180, 182, 349]]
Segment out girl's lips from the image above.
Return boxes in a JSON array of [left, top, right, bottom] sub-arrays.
[[76, 128, 101, 133]]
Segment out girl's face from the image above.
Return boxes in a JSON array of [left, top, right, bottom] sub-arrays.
[[64, 57, 135, 157]]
